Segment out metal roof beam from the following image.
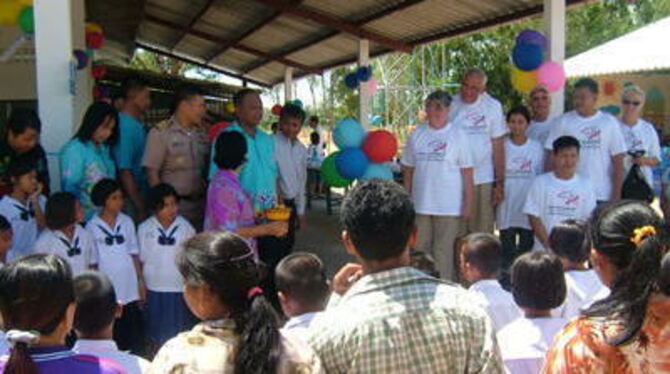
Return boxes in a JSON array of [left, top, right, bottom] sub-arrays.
[[170, 0, 217, 50]]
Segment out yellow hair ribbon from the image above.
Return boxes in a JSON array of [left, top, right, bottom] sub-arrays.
[[630, 225, 657, 247]]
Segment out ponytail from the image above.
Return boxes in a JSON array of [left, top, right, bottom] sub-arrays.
[[232, 293, 281, 374], [4, 342, 39, 374]]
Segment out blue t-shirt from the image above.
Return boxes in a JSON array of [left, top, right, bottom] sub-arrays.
[[209, 122, 278, 212], [0, 346, 124, 374], [114, 112, 147, 191]]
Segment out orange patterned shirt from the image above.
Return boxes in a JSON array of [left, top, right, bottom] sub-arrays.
[[542, 294, 670, 373]]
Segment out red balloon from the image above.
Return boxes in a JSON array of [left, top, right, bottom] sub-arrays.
[[86, 31, 105, 50], [271, 104, 282, 116], [91, 65, 107, 79], [362, 130, 398, 163]]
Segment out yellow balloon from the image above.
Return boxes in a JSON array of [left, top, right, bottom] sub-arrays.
[[510, 67, 538, 94], [225, 102, 235, 114], [85, 22, 103, 34], [0, 1, 23, 25]]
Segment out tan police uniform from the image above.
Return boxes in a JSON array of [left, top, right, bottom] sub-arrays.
[[143, 117, 209, 230]]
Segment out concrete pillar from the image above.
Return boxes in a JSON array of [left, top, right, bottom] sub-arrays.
[[284, 67, 293, 102], [358, 39, 370, 128], [544, 0, 566, 117]]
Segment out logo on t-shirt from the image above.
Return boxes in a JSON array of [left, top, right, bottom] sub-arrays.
[[579, 126, 602, 149], [624, 131, 643, 151], [549, 189, 580, 216], [462, 111, 488, 135], [507, 157, 534, 178], [416, 140, 448, 162]]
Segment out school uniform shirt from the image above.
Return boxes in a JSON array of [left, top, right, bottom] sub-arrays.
[[0, 140, 50, 197], [468, 279, 522, 332], [544, 110, 627, 201], [0, 195, 46, 261], [449, 92, 507, 185], [281, 311, 322, 343], [527, 118, 554, 145], [113, 112, 148, 192], [400, 123, 474, 216], [86, 213, 139, 304], [523, 172, 597, 251], [274, 133, 308, 215], [138, 215, 195, 293], [554, 270, 608, 320], [73, 339, 150, 374], [619, 118, 661, 186], [60, 139, 117, 220], [496, 138, 544, 230], [497, 317, 568, 374], [0, 346, 125, 374], [34, 225, 97, 275]]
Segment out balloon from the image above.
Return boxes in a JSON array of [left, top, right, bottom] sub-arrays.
[[357, 66, 372, 82], [0, 1, 22, 25], [91, 65, 107, 79], [333, 118, 366, 149], [360, 163, 393, 181], [336, 148, 369, 179], [603, 80, 617, 96], [367, 77, 378, 95], [225, 102, 235, 114], [510, 67, 538, 94], [536, 61, 566, 92], [86, 31, 105, 50], [18, 6, 34, 34], [362, 130, 398, 163], [369, 115, 383, 126], [73, 49, 89, 70], [291, 99, 303, 108], [86, 49, 95, 58], [344, 73, 359, 89], [516, 29, 547, 50], [321, 152, 352, 188], [512, 43, 544, 71], [85, 22, 103, 34], [271, 104, 282, 116]]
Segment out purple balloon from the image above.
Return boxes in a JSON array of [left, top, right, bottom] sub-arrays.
[[73, 49, 88, 70], [516, 29, 547, 50]]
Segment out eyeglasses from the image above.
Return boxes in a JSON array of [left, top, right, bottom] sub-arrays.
[[622, 99, 641, 106]]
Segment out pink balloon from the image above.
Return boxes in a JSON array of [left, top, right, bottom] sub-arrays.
[[537, 61, 566, 92], [367, 78, 378, 95]]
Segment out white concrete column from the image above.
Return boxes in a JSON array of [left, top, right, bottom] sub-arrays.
[[544, 0, 565, 117], [284, 67, 293, 102], [358, 39, 370, 128]]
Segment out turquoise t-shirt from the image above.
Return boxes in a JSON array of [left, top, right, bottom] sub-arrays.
[[113, 112, 147, 192], [209, 122, 278, 212]]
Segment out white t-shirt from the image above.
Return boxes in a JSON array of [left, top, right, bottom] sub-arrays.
[[468, 279, 521, 332], [554, 270, 608, 320], [34, 225, 97, 275], [497, 317, 568, 374], [496, 138, 545, 230], [527, 118, 554, 146], [281, 311, 322, 344], [619, 118, 661, 186], [138, 215, 195, 293], [449, 93, 507, 184], [523, 172, 597, 251], [73, 339, 150, 374], [544, 110, 627, 201], [86, 213, 139, 304], [0, 195, 46, 261], [401, 123, 474, 215]]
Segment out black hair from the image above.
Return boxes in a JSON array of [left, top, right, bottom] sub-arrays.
[[74, 101, 119, 146], [171, 85, 205, 115], [45, 192, 78, 230], [552, 135, 580, 154], [275, 252, 330, 309], [506, 105, 531, 124], [310, 131, 320, 145], [91, 178, 122, 207], [178, 232, 280, 374], [0, 254, 74, 374], [511, 251, 566, 310], [73, 271, 117, 337], [585, 200, 669, 346], [120, 76, 149, 99], [309, 115, 319, 123], [409, 249, 440, 278], [279, 104, 306, 123], [7, 108, 41, 135], [340, 179, 415, 261], [0, 214, 10, 232], [574, 78, 599, 94], [147, 183, 180, 213], [461, 233, 502, 277], [549, 219, 591, 264], [214, 131, 247, 171], [7, 160, 36, 180], [232, 88, 259, 107]]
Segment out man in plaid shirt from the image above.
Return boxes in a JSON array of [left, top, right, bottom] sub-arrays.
[[308, 180, 502, 373]]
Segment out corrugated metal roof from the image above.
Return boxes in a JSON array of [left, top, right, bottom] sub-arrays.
[[565, 16, 670, 77], [88, 0, 591, 87]]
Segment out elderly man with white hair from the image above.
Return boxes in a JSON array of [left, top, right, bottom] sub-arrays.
[[526, 85, 554, 145]]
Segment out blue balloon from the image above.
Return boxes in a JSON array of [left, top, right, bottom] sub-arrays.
[[333, 118, 366, 148], [292, 99, 303, 108], [357, 66, 372, 82], [516, 29, 547, 50], [336, 148, 369, 179], [512, 43, 544, 71], [344, 73, 359, 89], [370, 115, 383, 126], [360, 163, 393, 180]]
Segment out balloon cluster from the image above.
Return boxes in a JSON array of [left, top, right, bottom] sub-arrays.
[[343, 65, 378, 95], [510, 29, 566, 94], [0, 0, 34, 34], [321, 118, 398, 187], [85, 22, 105, 50], [271, 98, 304, 116]]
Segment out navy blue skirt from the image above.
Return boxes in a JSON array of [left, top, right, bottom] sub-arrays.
[[146, 291, 198, 346]]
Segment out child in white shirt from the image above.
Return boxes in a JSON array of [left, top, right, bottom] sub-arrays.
[[276, 252, 330, 342], [0, 162, 46, 261], [460, 233, 521, 332], [548, 219, 608, 319], [35, 192, 97, 275], [138, 183, 197, 347], [85, 178, 144, 356], [524, 135, 597, 251], [497, 252, 568, 374], [73, 272, 150, 374]]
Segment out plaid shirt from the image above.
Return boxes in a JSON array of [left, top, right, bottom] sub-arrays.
[[308, 267, 503, 374]]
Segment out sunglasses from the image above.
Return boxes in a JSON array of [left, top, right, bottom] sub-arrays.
[[622, 99, 641, 106]]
